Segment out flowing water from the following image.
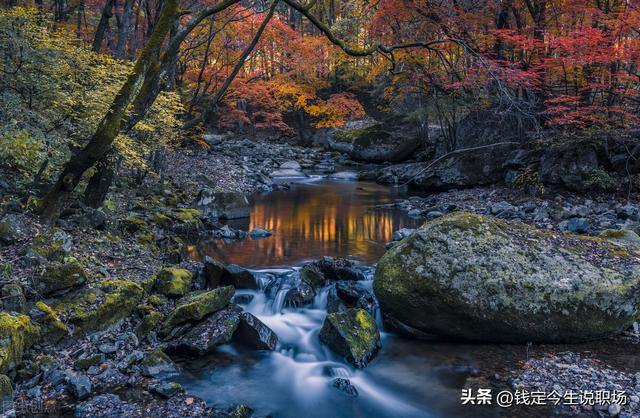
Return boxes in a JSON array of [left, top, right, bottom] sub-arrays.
[[176, 177, 516, 417]]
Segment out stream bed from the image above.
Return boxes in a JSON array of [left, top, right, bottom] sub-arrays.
[[174, 177, 635, 418]]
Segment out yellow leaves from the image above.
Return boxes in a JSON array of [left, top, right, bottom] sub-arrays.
[[0, 128, 43, 178]]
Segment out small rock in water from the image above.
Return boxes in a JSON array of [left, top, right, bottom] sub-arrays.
[[249, 228, 272, 240], [331, 378, 358, 397], [232, 294, 254, 304], [392, 228, 415, 241], [319, 308, 381, 368], [149, 381, 183, 399]]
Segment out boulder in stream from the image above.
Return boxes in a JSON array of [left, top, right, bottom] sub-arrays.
[[374, 212, 640, 343], [319, 308, 381, 368], [196, 189, 250, 219], [234, 312, 278, 350]]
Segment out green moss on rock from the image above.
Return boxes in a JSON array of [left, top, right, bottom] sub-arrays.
[[31, 229, 72, 261], [136, 311, 163, 336], [319, 308, 381, 368], [160, 286, 234, 336], [1, 284, 25, 313], [174, 208, 201, 224], [123, 215, 147, 234], [374, 211, 640, 343], [33, 301, 68, 342], [0, 374, 12, 399], [0, 313, 40, 373], [36, 260, 87, 295], [153, 268, 193, 298]]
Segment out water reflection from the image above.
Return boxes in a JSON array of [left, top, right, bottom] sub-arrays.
[[192, 179, 422, 267]]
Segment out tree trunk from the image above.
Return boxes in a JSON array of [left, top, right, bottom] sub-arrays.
[[39, 0, 181, 220], [84, 149, 118, 208], [115, 0, 135, 59], [92, 0, 115, 52]]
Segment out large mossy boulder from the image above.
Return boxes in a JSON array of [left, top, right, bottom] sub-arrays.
[[319, 308, 380, 368], [167, 305, 241, 356], [153, 268, 193, 298], [51, 280, 144, 337], [35, 260, 87, 296], [160, 286, 234, 336], [374, 212, 640, 343], [31, 229, 72, 261], [0, 313, 40, 373], [345, 124, 421, 163]]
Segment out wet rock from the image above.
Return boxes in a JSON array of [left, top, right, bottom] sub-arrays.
[[319, 308, 381, 368], [141, 349, 179, 378], [234, 312, 278, 350], [67, 372, 92, 400], [167, 306, 241, 356], [331, 171, 358, 180], [334, 281, 371, 306], [1, 283, 25, 312], [0, 312, 40, 372], [150, 381, 183, 398], [374, 212, 640, 343], [197, 190, 250, 219], [154, 268, 193, 298], [300, 264, 326, 289], [0, 214, 26, 245], [161, 286, 234, 336], [313, 257, 364, 282], [232, 294, 254, 305], [392, 228, 415, 241], [284, 281, 315, 307], [35, 260, 87, 295], [210, 405, 254, 418], [249, 228, 272, 240], [331, 377, 358, 397], [270, 168, 306, 177], [223, 265, 258, 289]]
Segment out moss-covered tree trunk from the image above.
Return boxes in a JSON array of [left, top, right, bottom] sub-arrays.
[[39, 0, 181, 220]]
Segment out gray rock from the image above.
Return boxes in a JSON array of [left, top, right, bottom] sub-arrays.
[[196, 190, 250, 219], [67, 373, 92, 400], [348, 124, 421, 163], [564, 217, 591, 234], [149, 381, 183, 399], [270, 168, 306, 177], [538, 146, 599, 191], [331, 378, 358, 396], [167, 306, 241, 356], [224, 265, 258, 289], [234, 312, 278, 350], [319, 308, 381, 368], [279, 161, 301, 170], [249, 228, 272, 240], [0, 215, 26, 245], [426, 211, 444, 220], [374, 212, 640, 343], [490, 201, 516, 217], [392, 228, 415, 241], [331, 171, 358, 180], [284, 282, 315, 307]]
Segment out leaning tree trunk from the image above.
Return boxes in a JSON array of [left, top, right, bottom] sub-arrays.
[[39, 0, 181, 220], [92, 0, 115, 52], [84, 149, 119, 208]]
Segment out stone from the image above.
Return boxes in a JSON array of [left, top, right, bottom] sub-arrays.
[[51, 280, 144, 337], [161, 286, 234, 336], [35, 260, 87, 295], [67, 372, 92, 400], [319, 308, 380, 368], [249, 228, 272, 240], [75, 354, 106, 370], [223, 265, 258, 289], [599, 229, 640, 244], [196, 189, 250, 219], [538, 146, 599, 191], [234, 312, 278, 350], [374, 212, 640, 343], [270, 168, 307, 177], [232, 294, 254, 304], [0, 313, 40, 373], [311, 257, 364, 282], [331, 171, 358, 180], [0, 374, 13, 402], [123, 215, 147, 234], [149, 381, 183, 399], [279, 161, 301, 170], [347, 124, 421, 163], [563, 217, 591, 234], [167, 306, 241, 356], [31, 229, 72, 261], [300, 265, 326, 289], [30, 301, 68, 342], [203, 256, 226, 288], [331, 378, 358, 397], [392, 228, 415, 241], [284, 281, 315, 307], [0, 215, 26, 245], [1, 284, 25, 312], [490, 201, 516, 218], [153, 268, 193, 298], [140, 349, 178, 378]]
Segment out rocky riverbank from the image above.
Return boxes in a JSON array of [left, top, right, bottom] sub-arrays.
[[1, 136, 640, 417]]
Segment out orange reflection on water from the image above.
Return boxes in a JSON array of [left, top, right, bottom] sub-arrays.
[[195, 180, 422, 267]]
